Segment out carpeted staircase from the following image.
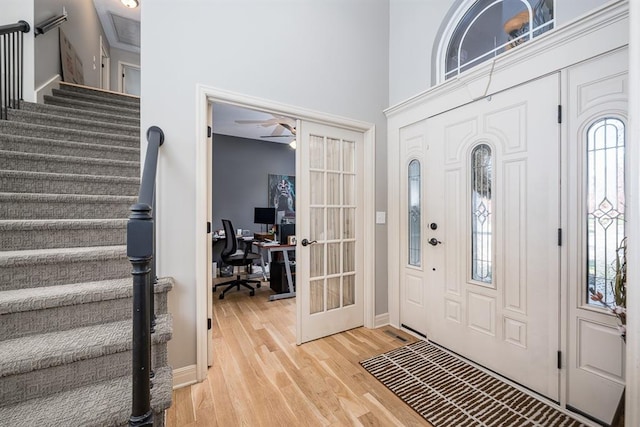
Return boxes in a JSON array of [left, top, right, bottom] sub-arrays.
[[0, 83, 173, 426]]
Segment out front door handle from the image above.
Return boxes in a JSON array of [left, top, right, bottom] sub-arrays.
[[428, 238, 442, 246], [301, 238, 317, 247]]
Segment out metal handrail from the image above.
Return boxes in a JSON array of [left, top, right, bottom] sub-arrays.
[[127, 126, 165, 427], [0, 20, 30, 120]]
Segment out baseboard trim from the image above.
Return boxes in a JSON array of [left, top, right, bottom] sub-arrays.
[[374, 313, 390, 328], [35, 74, 61, 104], [172, 364, 197, 389]]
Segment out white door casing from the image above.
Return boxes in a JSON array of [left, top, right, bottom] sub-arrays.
[[424, 74, 561, 400], [399, 119, 430, 337], [297, 121, 366, 343], [565, 48, 627, 423]]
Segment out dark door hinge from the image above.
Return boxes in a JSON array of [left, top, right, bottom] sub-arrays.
[[207, 126, 212, 138], [557, 228, 562, 246], [557, 105, 562, 124], [208, 318, 212, 330], [557, 351, 562, 369], [207, 221, 211, 234]]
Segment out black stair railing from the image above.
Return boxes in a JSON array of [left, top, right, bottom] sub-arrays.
[[127, 126, 165, 427], [0, 20, 30, 120]]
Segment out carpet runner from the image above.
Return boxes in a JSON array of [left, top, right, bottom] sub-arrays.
[[361, 340, 585, 427]]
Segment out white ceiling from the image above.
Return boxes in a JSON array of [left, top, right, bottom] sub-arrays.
[[92, 1, 294, 143]]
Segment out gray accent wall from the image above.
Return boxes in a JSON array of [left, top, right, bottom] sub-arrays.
[[212, 134, 295, 234]]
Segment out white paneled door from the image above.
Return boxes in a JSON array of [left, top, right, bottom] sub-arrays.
[[423, 74, 561, 400], [297, 121, 364, 344]]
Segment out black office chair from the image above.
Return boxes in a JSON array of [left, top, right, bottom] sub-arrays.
[[215, 219, 262, 299]]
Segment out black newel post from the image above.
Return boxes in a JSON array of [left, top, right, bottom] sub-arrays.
[[128, 126, 164, 427], [128, 203, 154, 427]]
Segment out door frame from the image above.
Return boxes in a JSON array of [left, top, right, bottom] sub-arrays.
[[386, 0, 628, 414], [99, 36, 110, 91], [118, 61, 140, 94], [194, 85, 376, 380]]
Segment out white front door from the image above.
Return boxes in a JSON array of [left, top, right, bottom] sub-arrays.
[[297, 121, 365, 344], [565, 48, 627, 423], [424, 74, 561, 400]]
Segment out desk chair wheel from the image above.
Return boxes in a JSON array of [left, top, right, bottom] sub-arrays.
[[256, 283, 261, 288], [250, 290, 255, 296], [219, 293, 225, 300]]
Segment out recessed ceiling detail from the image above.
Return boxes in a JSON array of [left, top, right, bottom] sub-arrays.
[[110, 13, 140, 47]]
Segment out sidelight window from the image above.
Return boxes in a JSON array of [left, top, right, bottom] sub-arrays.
[[586, 118, 625, 306], [408, 159, 421, 267], [471, 144, 492, 283]]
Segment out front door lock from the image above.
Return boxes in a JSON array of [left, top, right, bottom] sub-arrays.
[[428, 238, 442, 246]]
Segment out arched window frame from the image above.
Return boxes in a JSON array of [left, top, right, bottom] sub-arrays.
[[434, 0, 555, 84]]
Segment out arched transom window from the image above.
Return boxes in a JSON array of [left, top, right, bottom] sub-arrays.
[[444, 0, 554, 80]]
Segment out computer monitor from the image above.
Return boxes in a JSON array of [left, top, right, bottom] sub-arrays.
[[254, 207, 276, 225]]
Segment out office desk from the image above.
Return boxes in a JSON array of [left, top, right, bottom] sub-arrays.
[[253, 242, 296, 301]]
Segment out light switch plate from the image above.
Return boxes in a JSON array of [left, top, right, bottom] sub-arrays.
[[376, 211, 386, 224]]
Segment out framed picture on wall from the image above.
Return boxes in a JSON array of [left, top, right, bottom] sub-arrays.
[[268, 174, 295, 217]]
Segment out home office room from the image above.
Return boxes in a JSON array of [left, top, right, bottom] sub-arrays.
[[210, 102, 297, 302]]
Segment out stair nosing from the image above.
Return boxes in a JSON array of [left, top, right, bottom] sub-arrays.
[[0, 169, 140, 183], [0, 149, 139, 168]]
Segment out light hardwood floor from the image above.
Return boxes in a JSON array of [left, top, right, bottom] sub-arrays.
[[166, 280, 431, 426]]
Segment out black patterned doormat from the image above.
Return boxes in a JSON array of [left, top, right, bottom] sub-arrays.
[[360, 340, 585, 426]]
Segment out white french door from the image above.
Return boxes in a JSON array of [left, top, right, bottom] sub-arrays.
[[297, 121, 365, 344], [421, 74, 561, 400]]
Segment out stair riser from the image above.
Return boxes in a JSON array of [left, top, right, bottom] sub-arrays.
[[0, 226, 127, 250], [0, 199, 131, 220], [7, 111, 139, 138], [20, 102, 140, 127], [0, 137, 139, 162], [59, 85, 141, 103], [52, 89, 140, 110], [0, 155, 139, 177], [0, 174, 138, 196], [0, 121, 139, 148], [1, 291, 169, 340], [0, 257, 131, 291], [44, 96, 139, 118], [0, 343, 168, 407]]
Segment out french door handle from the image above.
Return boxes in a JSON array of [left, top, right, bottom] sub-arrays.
[[428, 238, 442, 246], [301, 239, 317, 247]]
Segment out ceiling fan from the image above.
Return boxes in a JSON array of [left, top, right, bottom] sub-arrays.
[[235, 115, 296, 139]]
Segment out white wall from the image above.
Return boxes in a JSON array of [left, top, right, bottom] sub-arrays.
[[110, 47, 140, 93], [389, 0, 614, 106], [2, 1, 35, 101], [142, 0, 390, 369], [34, 0, 108, 89]]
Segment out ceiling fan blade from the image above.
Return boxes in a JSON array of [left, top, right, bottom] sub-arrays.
[[260, 134, 294, 138]]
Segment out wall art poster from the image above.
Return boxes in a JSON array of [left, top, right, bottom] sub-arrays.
[[268, 174, 295, 216]]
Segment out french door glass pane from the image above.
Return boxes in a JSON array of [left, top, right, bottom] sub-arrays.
[[344, 174, 355, 205], [408, 159, 421, 267], [327, 277, 341, 310], [327, 208, 340, 240], [327, 173, 341, 205], [310, 135, 324, 169], [343, 140, 355, 173], [343, 274, 355, 306], [327, 137, 341, 171], [587, 118, 625, 305], [310, 208, 324, 241], [310, 244, 324, 278], [344, 208, 355, 238], [343, 241, 355, 273], [310, 172, 324, 205], [327, 243, 341, 275], [310, 280, 324, 314]]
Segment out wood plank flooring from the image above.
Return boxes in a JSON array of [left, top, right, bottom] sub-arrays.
[[166, 282, 431, 426]]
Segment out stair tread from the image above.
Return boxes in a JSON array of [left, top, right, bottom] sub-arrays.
[[0, 277, 173, 315], [20, 100, 140, 125], [52, 89, 140, 109], [0, 314, 171, 378], [0, 219, 127, 230], [0, 169, 139, 183], [0, 120, 139, 145], [0, 133, 139, 154], [7, 109, 139, 134], [60, 82, 141, 102], [0, 149, 139, 167], [0, 192, 137, 201], [0, 245, 127, 266], [0, 366, 171, 426]]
